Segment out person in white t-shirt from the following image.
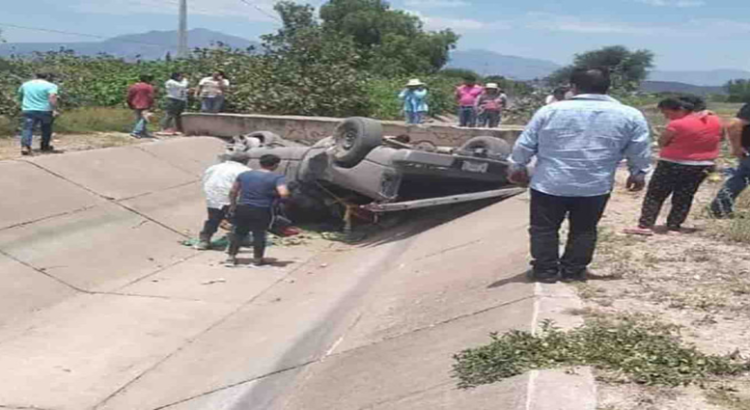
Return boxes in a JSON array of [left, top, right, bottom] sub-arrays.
[[196, 153, 251, 250], [197, 71, 230, 113], [160, 72, 189, 134], [545, 87, 567, 105]]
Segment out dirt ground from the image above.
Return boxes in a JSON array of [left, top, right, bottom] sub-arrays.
[[0, 132, 180, 161], [576, 165, 750, 410]]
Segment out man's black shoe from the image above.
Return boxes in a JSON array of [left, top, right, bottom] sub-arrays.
[[532, 270, 559, 283], [561, 270, 587, 283]]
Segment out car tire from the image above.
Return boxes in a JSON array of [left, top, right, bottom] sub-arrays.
[[458, 136, 511, 160], [332, 117, 383, 168], [244, 131, 280, 147]]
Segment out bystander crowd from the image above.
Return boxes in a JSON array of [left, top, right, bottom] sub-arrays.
[[197, 71, 229, 113]]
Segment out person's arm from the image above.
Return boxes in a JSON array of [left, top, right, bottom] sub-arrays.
[[398, 89, 407, 100], [126, 86, 135, 109], [507, 108, 547, 185], [658, 127, 677, 148], [728, 104, 750, 158], [228, 180, 241, 214], [195, 79, 204, 98], [276, 177, 290, 199], [624, 114, 652, 191], [17, 85, 24, 105]]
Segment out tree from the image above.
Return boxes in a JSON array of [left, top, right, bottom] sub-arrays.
[[319, 0, 459, 76], [725, 79, 750, 103], [548, 45, 654, 91]]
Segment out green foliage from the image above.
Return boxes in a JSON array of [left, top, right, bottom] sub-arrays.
[[453, 316, 750, 389], [439, 68, 480, 81], [319, 0, 459, 76], [548, 45, 654, 91], [725, 79, 750, 103]]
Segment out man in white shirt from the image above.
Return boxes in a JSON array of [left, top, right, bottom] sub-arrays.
[[196, 153, 250, 250], [197, 71, 230, 114]]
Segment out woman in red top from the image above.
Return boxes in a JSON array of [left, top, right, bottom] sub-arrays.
[[627, 96, 724, 235]]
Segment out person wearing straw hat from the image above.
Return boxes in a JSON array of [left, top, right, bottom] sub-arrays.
[[475, 83, 507, 128], [399, 79, 428, 125]]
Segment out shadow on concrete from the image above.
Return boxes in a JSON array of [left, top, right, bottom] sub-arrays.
[[487, 271, 532, 289], [235, 258, 296, 268]]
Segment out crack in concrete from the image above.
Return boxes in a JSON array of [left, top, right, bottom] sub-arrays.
[[149, 293, 536, 410], [0, 404, 57, 410], [0, 247, 90, 294], [91, 249, 330, 410], [0, 204, 100, 234]]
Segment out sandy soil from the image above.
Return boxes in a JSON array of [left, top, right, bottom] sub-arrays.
[[0, 132, 180, 161], [576, 165, 750, 409]]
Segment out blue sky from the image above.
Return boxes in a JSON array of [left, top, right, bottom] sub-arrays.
[[1, 0, 749, 70]]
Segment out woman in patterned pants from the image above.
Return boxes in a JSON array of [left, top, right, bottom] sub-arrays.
[[626, 97, 724, 235]]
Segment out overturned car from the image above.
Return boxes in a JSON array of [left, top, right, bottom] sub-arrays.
[[228, 117, 524, 221]]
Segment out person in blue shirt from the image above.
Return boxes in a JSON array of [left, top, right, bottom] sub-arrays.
[[17, 73, 59, 156], [226, 154, 290, 267], [398, 79, 428, 125], [509, 68, 651, 283]]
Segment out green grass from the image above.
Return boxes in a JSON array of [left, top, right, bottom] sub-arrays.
[[0, 107, 155, 137], [453, 315, 750, 389]]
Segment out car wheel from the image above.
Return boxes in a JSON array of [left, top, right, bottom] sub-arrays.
[[332, 117, 383, 168], [457, 136, 511, 160], [413, 140, 438, 152], [244, 131, 280, 147]]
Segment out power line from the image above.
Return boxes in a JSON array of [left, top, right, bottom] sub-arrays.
[[0, 22, 178, 48], [237, 0, 282, 23]]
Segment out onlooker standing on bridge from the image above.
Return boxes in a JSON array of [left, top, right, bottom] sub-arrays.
[[710, 103, 750, 218], [399, 79, 428, 125], [127, 74, 155, 139], [545, 87, 567, 105], [197, 71, 229, 113], [160, 72, 189, 135], [226, 154, 290, 267], [18, 72, 59, 155], [509, 68, 651, 283], [196, 153, 251, 251], [455, 76, 483, 127], [626, 97, 723, 235], [475, 83, 507, 128]]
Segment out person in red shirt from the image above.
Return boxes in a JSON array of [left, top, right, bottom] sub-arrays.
[[127, 74, 155, 138], [626, 96, 724, 235]]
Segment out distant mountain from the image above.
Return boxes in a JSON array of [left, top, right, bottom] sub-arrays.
[[639, 80, 727, 96], [446, 49, 561, 81], [648, 70, 750, 87], [0, 28, 259, 60]]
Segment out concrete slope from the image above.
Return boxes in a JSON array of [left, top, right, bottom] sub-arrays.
[[0, 137, 224, 326]]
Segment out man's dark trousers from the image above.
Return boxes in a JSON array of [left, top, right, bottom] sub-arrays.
[[530, 189, 610, 277], [200, 207, 228, 242], [21, 111, 54, 150]]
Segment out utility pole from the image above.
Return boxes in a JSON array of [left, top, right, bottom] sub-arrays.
[[177, 0, 188, 58]]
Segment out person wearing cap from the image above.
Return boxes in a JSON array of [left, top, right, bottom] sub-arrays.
[[475, 83, 508, 128], [399, 79, 428, 125], [195, 153, 251, 250]]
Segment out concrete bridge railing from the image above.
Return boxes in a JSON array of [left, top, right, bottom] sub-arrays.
[[182, 113, 525, 147]]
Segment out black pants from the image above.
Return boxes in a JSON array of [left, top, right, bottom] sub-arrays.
[[200, 207, 228, 240], [228, 205, 272, 259], [530, 189, 610, 275], [638, 161, 711, 230], [161, 98, 185, 132]]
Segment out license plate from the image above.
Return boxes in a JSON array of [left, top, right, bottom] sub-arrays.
[[461, 160, 489, 173]]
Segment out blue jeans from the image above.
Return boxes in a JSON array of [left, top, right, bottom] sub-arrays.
[[201, 96, 224, 113], [458, 106, 476, 127], [131, 109, 151, 138], [405, 111, 423, 125], [711, 156, 750, 217], [21, 111, 54, 149]]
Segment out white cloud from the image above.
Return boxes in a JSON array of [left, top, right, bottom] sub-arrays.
[[636, 0, 706, 7], [404, 0, 470, 8], [524, 13, 656, 34], [71, 0, 279, 22], [405, 10, 509, 32]]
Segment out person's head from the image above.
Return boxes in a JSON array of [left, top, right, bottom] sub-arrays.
[[485, 83, 499, 94], [213, 70, 226, 80], [35, 72, 52, 81], [463, 75, 476, 87], [570, 68, 611, 95], [406, 79, 424, 89], [139, 74, 154, 83], [678, 95, 707, 112], [227, 152, 251, 165], [259, 154, 282, 170], [657, 97, 694, 120], [553, 87, 567, 100], [170, 72, 183, 81]]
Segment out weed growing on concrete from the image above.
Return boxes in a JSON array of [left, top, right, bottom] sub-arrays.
[[452, 316, 750, 389]]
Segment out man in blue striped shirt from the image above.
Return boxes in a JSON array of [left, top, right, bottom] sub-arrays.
[[510, 68, 651, 283]]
